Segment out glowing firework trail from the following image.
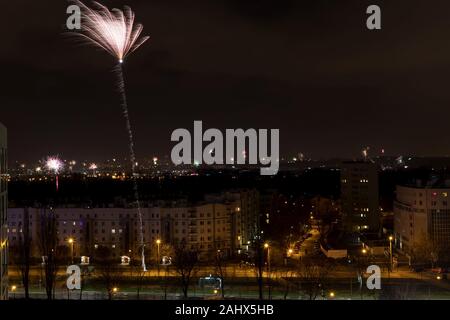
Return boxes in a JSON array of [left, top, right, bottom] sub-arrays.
[[72, 1, 150, 271], [46, 157, 63, 191]]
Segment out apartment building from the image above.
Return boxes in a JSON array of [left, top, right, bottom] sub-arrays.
[[0, 123, 7, 299], [394, 183, 450, 252], [8, 190, 259, 262]]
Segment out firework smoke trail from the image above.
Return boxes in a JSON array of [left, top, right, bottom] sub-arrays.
[[116, 62, 147, 271], [71, 1, 150, 271]]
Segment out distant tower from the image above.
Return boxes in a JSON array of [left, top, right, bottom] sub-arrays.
[[341, 161, 380, 234], [0, 123, 7, 300]]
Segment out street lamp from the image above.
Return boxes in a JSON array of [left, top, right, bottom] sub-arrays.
[[329, 291, 335, 298], [112, 287, 118, 298], [11, 285, 16, 299], [68, 238, 74, 264], [362, 248, 367, 255], [264, 243, 270, 272], [264, 243, 271, 299], [264, 244, 270, 271], [388, 235, 394, 271], [156, 239, 161, 276]]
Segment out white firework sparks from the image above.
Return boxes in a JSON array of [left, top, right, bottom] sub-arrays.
[[46, 157, 63, 174], [73, 0, 150, 63]]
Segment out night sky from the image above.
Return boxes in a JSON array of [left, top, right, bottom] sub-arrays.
[[2, 0, 450, 163]]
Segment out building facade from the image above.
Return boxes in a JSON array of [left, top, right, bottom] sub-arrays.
[[8, 190, 259, 262], [341, 161, 380, 233], [394, 184, 450, 253], [0, 123, 7, 300]]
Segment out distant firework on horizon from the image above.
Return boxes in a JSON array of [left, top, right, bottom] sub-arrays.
[[46, 156, 63, 174], [46, 156, 63, 191]]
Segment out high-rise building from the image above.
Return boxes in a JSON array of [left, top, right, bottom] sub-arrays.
[[0, 123, 7, 300], [394, 183, 450, 253], [341, 161, 380, 234]]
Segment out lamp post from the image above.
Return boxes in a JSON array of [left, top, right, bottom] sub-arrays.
[[11, 285, 16, 299], [112, 287, 118, 300], [264, 243, 271, 299], [360, 248, 367, 300], [264, 243, 270, 273], [156, 239, 161, 276], [389, 236, 394, 272], [68, 238, 74, 264]]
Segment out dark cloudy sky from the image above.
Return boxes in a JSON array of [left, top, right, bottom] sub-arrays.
[[2, 0, 450, 163]]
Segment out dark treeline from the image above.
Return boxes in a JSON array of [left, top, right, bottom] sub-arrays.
[[9, 168, 340, 207], [10, 166, 444, 209]]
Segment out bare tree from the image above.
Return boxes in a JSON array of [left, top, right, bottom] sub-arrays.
[[172, 240, 199, 299], [294, 257, 334, 300], [351, 252, 372, 300], [149, 242, 174, 298], [276, 268, 295, 300], [312, 196, 337, 241], [135, 266, 146, 300], [214, 250, 226, 298], [37, 208, 58, 300], [94, 246, 120, 300], [412, 234, 443, 269], [10, 207, 32, 299], [252, 239, 265, 300], [134, 245, 152, 299], [379, 280, 417, 300]]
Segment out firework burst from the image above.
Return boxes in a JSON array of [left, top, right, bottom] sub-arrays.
[[73, 0, 149, 63], [46, 156, 64, 191], [71, 1, 149, 271], [46, 157, 63, 173]]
